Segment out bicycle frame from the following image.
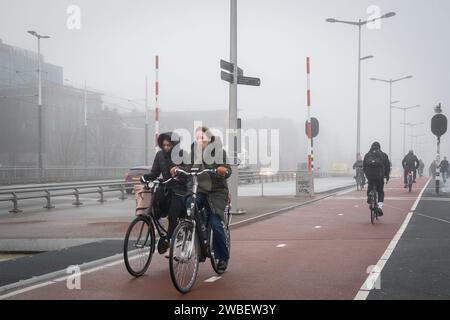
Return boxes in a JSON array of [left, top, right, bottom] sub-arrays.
[[141, 178, 174, 239], [176, 168, 216, 260]]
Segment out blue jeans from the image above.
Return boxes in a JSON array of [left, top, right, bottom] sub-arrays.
[[186, 193, 229, 262]]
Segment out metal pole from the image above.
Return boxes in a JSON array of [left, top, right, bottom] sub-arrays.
[[155, 56, 160, 152], [403, 109, 406, 156], [37, 37, 43, 179], [84, 80, 88, 169], [356, 21, 362, 158], [228, 0, 239, 213], [145, 76, 149, 165], [389, 81, 392, 160], [306, 57, 315, 196]]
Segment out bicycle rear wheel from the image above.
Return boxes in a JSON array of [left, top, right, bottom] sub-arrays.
[[123, 215, 155, 277], [169, 220, 200, 294]]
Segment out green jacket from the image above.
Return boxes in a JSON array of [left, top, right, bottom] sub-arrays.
[[184, 141, 232, 220]]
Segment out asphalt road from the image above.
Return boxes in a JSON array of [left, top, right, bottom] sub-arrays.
[[368, 179, 450, 299], [0, 178, 434, 300]]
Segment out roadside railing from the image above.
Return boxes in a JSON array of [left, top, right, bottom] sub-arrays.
[[0, 170, 352, 213], [0, 167, 129, 185]]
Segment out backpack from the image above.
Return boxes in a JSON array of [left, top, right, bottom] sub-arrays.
[[366, 150, 384, 170]]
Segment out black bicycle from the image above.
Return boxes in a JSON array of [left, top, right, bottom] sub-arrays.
[[368, 185, 379, 224], [123, 178, 172, 277], [168, 168, 232, 293], [406, 170, 413, 193], [355, 168, 366, 191]]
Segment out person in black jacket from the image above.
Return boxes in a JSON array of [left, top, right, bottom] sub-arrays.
[[140, 132, 188, 254], [439, 156, 449, 183], [363, 142, 391, 216], [402, 150, 420, 187]]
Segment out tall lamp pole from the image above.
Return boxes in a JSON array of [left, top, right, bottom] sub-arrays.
[[370, 75, 413, 160], [392, 105, 421, 156], [27, 30, 50, 180], [326, 12, 395, 158]]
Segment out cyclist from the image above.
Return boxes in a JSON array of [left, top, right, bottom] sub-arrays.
[[402, 150, 419, 188], [140, 132, 188, 254], [363, 142, 391, 216], [171, 126, 231, 273], [439, 156, 449, 183], [353, 153, 366, 189], [418, 159, 425, 178]]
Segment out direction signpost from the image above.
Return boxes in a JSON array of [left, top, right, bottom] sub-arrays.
[[220, 8, 261, 214]]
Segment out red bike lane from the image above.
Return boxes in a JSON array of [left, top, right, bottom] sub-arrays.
[[3, 178, 427, 300]]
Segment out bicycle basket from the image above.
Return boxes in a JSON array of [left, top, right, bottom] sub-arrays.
[[134, 184, 152, 215]]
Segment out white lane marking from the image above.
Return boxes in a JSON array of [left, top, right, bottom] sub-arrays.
[[276, 244, 287, 248], [0, 250, 144, 299], [354, 178, 431, 300], [314, 226, 322, 229], [338, 213, 344, 216], [204, 276, 221, 283], [353, 205, 359, 208], [0, 281, 55, 300], [415, 213, 450, 224]]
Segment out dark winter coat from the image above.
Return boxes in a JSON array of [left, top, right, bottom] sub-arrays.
[[182, 137, 232, 220], [402, 152, 420, 172], [143, 132, 188, 193]]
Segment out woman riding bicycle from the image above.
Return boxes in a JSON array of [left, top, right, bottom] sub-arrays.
[[171, 126, 231, 273], [140, 132, 188, 254]]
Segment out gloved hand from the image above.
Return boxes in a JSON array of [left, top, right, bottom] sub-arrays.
[[140, 175, 149, 185], [385, 176, 390, 184], [217, 166, 228, 177]]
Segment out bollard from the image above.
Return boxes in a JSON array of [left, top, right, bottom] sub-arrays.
[[261, 177, 264, 197], [9, 192, 23, 213], [97, 186, 106, 203], [43, 190, 55, 209], [72, 188, 83, 206], [119, 184, 127, 200]]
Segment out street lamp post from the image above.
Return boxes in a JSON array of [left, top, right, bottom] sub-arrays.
[[401, 122, 424, 150], [370, 75, 413, 160], [326, 12, 395, 159], [392, 105, 421, 155], [28, 30, 50, 180]]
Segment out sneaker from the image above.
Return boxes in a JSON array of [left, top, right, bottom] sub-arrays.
[[404, 184, 408, 188], [217, 260, 228, 273], [377, 208, 384, 216]]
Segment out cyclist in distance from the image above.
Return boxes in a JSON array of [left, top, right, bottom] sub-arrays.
[[353, 153, 366, 189], [402, 150, 420, 188]]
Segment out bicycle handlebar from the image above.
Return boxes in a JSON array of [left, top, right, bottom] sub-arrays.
[[175, 168, 217, 176]]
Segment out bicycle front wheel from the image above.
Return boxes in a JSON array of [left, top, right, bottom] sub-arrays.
[[123, 215, 155, 277], [169, 220, 200, 294]]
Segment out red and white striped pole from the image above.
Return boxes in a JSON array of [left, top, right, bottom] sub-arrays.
[[154, 55, 160, 150], [306, 57, 314, 174]]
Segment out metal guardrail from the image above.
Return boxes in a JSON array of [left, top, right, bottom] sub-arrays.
[[0, 170, 352, 213], [0, 167, 129, 185], [0, 181, 134, 213]]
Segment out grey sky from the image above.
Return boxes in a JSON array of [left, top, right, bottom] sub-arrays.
[[0, 0, 448, 166]]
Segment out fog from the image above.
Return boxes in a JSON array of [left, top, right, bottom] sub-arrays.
[[0, 0, 449, 173]]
